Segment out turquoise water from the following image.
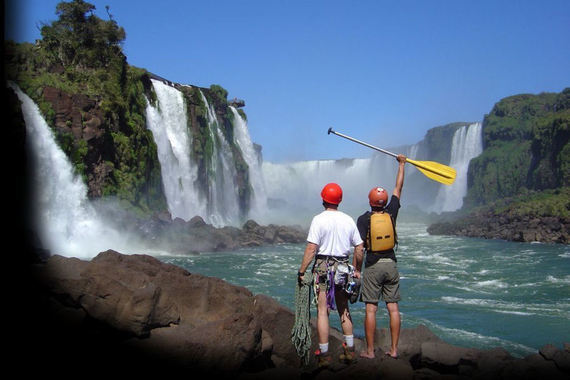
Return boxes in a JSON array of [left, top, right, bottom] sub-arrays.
[[159, 222, 570, 357]]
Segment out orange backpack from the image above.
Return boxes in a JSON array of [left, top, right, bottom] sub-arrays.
[[367, 212, 397, 252]]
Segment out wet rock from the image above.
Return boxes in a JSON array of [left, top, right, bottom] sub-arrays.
[[420, 341, 478, 374]]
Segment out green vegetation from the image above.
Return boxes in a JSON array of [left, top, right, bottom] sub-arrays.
[[5, 0, 166, 215], [199, 84, 253, 217], [488, 187, 570, 219], [465, 89, 570, 211], [39, 0, 125, 69]]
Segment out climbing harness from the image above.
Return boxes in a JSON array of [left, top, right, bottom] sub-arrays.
[[312, 256, 359, 310], [291, 271, 313, 366]]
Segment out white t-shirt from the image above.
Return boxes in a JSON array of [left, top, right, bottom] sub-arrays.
[[306, 210, 363, 258]]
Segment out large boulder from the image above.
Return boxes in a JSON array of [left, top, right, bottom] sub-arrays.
[[39, 250, 266, 375]]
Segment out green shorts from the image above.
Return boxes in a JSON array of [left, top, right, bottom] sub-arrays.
[[360, 256, 400, 304]]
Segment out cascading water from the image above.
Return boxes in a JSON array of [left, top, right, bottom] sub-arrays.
[[230, 107, 268, 221], [262, 156, 398, 224], [431, 122, 483, 212], [146, 80, 262, 227], [146, 79, 206, 221], [261, 131, 478, 223], [9, 82, 130, 258], [200, 91, 240, 226]]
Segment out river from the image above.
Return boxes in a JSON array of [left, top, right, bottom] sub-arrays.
[[160, 222, 570, 358]]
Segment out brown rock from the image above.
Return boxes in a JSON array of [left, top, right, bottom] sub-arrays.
[[39, 250, 266, 374]]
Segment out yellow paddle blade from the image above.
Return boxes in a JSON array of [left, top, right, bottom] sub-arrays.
[[406, 159, 457, 185]]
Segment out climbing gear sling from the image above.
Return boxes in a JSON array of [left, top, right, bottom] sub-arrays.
[[313, 256, 359, 310], [291, 271, 313, 366]]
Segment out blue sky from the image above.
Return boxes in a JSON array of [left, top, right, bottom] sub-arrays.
[[5, 0, 570, 163]]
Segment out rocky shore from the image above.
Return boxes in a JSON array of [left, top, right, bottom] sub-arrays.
[[108, 208, 308, 255], [19, 250, 570, 379], [427, 211, 569, 244]]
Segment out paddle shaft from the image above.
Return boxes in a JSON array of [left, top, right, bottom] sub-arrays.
[[328, 128, 398, 158], [327, 127, 456, 183]]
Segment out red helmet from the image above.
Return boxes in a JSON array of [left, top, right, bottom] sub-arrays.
[[368, 187, 388, 207], [321, 183, 343, 205]]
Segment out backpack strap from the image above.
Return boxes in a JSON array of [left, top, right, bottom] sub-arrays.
[[390, 213, 398, 252]]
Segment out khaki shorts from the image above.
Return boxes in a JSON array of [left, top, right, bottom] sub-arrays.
[[360, 256, 400, 303]]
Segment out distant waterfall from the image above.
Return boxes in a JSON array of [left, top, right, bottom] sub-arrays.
[[431, 122, 483, 212], [262, 155, 402, 224], [231, 107, 268, 221], [146, 79, 206, 221], [9, 82, 129, 258], [261, 138, 464, 223]]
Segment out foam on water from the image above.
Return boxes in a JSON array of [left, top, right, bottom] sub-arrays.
[[494, 310, 534, 316], [474, 280, 508, 289], [547, 275, 570, 284], [434, 324, 536, 356]]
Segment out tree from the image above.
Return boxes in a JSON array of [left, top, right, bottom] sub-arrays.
[[40, 0, 126, 68]]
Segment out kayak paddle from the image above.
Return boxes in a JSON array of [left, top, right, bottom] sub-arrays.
[[327, 128, 457, 185]]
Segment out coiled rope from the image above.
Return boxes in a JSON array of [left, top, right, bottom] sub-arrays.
[[291, 271, 313, 366]]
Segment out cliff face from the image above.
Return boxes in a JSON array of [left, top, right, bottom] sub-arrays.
[[465, 88, 570, 208], [5, 41, 168, 214], [428, 89, 570, 243], [5, 40, 252, 218]]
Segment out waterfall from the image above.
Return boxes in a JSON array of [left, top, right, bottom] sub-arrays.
[[200, 91, 240, 226], [9, 82, 130, 258], [230, 107, 268, 221], [146, 79, 207, 221], [261, 129, 479, 224], [262, 156, 398, 224], [431, 122, 483, 212], [146, 80, 264, 227]]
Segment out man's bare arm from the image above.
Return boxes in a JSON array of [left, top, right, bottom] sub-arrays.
[[393, 154, 406, 199], [352, 243, 364, 278], [298, 242, 318, 281]]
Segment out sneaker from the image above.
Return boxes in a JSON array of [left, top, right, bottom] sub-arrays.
[[315, 349, 332, 367], [339, 342, 356, 363]]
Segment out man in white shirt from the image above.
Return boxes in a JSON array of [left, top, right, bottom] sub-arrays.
[[298, 183, 364, 367]]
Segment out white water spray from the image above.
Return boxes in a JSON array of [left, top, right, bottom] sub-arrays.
[[146, 81, 265, 226], [262, 125, 482, 223], [432, 122, 483, 212], [9, 82, 130, 258], [262, 156, 396, 223], [231, 107, 268, 221], [201, 91, 241, 226], [146, 79, 206, 221]]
